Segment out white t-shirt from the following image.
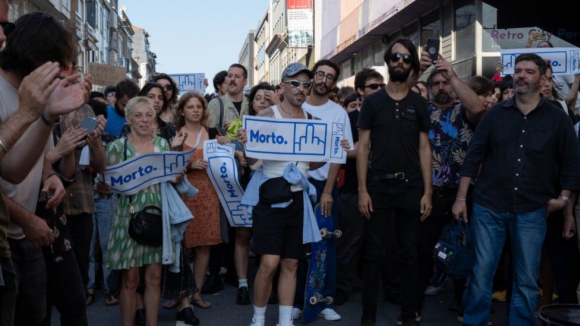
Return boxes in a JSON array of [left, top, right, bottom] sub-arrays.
[[0, 75, 53, 239], [302, 100, 354, 181], [553, 74, 580, 109]]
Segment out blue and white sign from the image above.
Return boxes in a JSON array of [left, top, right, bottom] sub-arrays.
[[243, 116, 346, 163], [102, 149, 195, 195], [501, 47, 580, 75], [204, 140, 250, 227], [168, 73, 206, 94]]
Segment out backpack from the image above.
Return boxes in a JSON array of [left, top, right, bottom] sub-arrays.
[[433, 218, 474, 279]]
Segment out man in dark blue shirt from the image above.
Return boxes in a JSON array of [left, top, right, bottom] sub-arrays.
[[453, 53, 580, 326]]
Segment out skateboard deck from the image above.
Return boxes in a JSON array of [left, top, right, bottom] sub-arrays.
[[302, 204, 341, 324]]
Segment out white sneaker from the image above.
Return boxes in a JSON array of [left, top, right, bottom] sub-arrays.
[[318, 308, 341, 321], [424, 285, 442, 295], [250, 316, 265, 326], [290, 307, 302, 319], [275, 319, 295, 326]]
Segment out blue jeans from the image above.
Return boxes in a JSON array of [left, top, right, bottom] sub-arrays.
[[87, 193, 116, 291], [462, 203, 547, 326]]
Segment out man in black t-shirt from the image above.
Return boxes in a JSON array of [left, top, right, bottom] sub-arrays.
[[357, 38, 432, 326]]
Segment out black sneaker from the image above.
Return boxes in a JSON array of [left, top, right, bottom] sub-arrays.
[[201, 275, 224, 294], [236, 286, 251, 305]]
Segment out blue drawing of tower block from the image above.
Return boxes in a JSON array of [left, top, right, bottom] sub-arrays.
[[294, 123, 327, 155]]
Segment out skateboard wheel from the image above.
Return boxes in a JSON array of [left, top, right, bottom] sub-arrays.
[[320, 228, 328, 238], [325, 296, 334, 304], [334, 230, 343, 238], [309, 296, 319, 305]]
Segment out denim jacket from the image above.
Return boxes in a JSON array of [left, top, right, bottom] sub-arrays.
[[161, 177, 198, 273], [241, 163, 321, 244]]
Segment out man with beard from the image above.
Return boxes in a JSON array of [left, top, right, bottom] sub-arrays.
[[452, 53, 580, 326], [237, 62, 326, 326], [104, 79, 139, 137], [417, 55, 486, 320], [290, 59, 353, 321], [357, 38, 432, 326], [208, 64, 249, 129]]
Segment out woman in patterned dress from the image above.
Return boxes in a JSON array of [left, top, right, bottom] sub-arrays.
[[104, 96, 170, 326], [175, 91, 222, 309]]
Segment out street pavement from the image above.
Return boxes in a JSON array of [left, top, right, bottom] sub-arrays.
[[51, 257, 516, 325]]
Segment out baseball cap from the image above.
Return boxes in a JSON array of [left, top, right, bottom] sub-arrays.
[[281, 62, 314, 81]]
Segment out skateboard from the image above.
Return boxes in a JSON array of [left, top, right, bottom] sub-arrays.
[[302, 203, 342, 324]]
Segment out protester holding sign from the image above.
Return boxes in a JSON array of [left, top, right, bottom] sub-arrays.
[[104, 97, 171, 326], [176, 91, 222, 311]]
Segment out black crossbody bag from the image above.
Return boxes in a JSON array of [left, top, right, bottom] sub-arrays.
[[124, 138, 163, 246]]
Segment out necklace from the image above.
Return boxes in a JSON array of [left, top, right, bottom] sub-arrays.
[[279, 103, 301, 118]]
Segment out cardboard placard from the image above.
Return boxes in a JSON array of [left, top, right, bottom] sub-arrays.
[[88, 63, 127, 86]]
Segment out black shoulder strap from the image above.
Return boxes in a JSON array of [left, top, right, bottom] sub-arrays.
[[306, 112, 313, 120], [218, 97, 224, 127], [123, 137, 128, 161]]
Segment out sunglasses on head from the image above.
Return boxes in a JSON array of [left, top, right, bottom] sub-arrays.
[[390, 52, 412, 64], [0, 22, 15, 36], [284, 80, 313, 89], [364, 83, 386, 90]]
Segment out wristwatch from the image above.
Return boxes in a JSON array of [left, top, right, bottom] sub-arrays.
[[559, 195, 571, 204]]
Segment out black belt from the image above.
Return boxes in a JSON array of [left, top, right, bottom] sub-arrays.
[[433, 185, 458, 197], [372, 172, 406, 181]]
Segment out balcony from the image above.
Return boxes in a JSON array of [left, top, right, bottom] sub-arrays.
[[85, 23, 98, 47]]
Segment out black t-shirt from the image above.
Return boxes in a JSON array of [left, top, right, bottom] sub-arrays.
[[342, 110, 359, 193], [357, 89, 430, 174], [233, 101, 242, 114]]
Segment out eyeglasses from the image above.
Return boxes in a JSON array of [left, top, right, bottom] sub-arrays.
[[160, 84, 173, 91], [107, 92, 115, 98], [315, 71, 335, 81], [0, 22, 15, 36], [364, 83, 386, 90], [390, 53, 412, 64], [284, 80, 313, 89], [61, 64, 78, 73]]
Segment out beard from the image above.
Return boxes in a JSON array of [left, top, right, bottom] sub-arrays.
[[313, 82, 331, 96], [515, 78, 540, 95], [433, 91, 453, 105], [388, 64, 412, 83]]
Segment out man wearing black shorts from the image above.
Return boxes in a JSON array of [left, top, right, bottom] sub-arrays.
[[239, 62, 325, 326], [357, 38, 432, 326]]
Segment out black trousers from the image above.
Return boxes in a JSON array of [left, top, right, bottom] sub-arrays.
[[67, 213, 93, 288], [336, 192, 364, 295], [361, 177, 422, 322], [39, 249, 87, 326]]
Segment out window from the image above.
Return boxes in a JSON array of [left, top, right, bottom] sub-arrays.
[[455, 0, 475, 59], [482, 1, 500, 52], [403, 21, 420, 48], [421, 10, 440, 45], [87, 1, 97, 29]]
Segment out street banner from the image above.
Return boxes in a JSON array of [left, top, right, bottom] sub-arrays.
[[501, 47, 580, 75], [88, 63, 127, 86], [287, 0, 313, 47], [168, 73, 206, 94], [102, 149, 194, 195], [203, 140, 250, 227], [242, 116, 346, 164]]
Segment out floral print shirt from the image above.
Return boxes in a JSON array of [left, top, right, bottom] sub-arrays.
[[429, 103, 474, 187]]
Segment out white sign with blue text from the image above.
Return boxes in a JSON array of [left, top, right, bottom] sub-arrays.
[[242, 116, 346, 163], [204, 140, 250, 227], [501, 47, 580, 75], [102, 149, 195, 195], [168, 73, 206, 94]]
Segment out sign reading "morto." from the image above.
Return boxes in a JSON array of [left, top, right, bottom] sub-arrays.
[[88, 63, 127, 86], [102, 149, 195, 195], [243, 116, 346, 163]]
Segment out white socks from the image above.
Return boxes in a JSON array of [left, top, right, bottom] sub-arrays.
[[239, 278, 248, 288], [279, 305, 293, 326], [253, 305, 266, 319]]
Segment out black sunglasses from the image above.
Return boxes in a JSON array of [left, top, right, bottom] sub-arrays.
[[161, 84, 173, 91], [390, 52, 412, 64], [1, 22, 15, 36], [364, 83, 386, 90], [284, 80, 313, 89]]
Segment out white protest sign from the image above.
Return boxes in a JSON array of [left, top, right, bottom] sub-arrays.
[[102, 149, 194, 195], [203, 140, 250, 227], [501, 47, 580, 75], [242, 116, 346, 163]]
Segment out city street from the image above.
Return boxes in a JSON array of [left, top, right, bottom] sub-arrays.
[[52, 257, 512, 326]]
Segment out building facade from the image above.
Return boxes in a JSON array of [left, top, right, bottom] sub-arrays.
[[7, 0, 148, 88], [238, 30, 256, 87], [131, 26, 156, 88]]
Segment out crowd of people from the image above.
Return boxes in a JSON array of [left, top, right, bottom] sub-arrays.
[[0, 3, 579, 326]]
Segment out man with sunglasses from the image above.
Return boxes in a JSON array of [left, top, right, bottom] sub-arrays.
[[357, 38, 432, 326], [354, 68, 385, 100], [104, 85, 116, 106], [290, 60, 353, 322]]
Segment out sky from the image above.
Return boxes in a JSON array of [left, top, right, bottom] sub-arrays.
[[120, 0, 271, 94]]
